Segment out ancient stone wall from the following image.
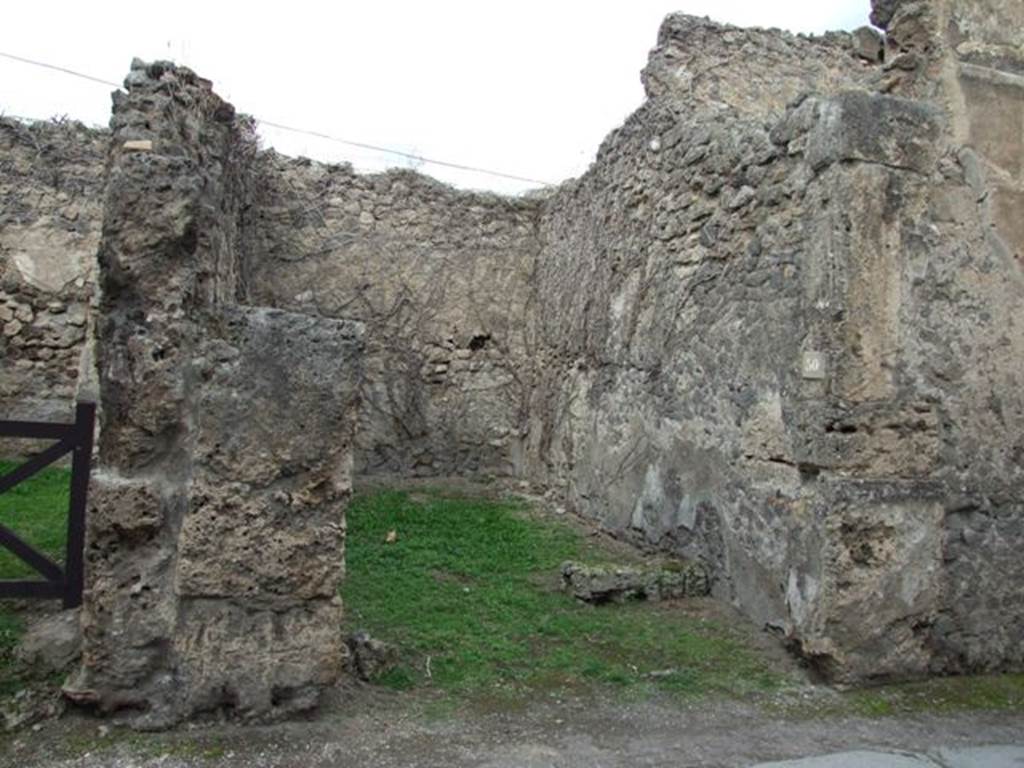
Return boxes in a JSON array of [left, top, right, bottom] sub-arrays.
[[1, 0, 1021, 693], [61, 61, 364, 726], [944, 0, 1024, 266], [1, 131, 541, 480], [527, 6, 1023, 681], [641, 15, 871, 117], [0, 118, 106, 455], [243, 157, 540, 478], [882, 0, 1024, 676]]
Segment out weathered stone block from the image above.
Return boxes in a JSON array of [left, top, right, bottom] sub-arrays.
[[936, 496, 1024, 672], [852, 26, 884, 63], [345, 630, 399, 682], [192, 307, 363, 489], [86, 472, 168, 540], [75, 61, 365, 728], [175, 489, 345, 601], [788, 491, 945, 683], [172, 600, 346, 719], [71, 480, 181, 711], [15, 610, 81, 675], [806, 91, 941, 174], [993, 185, 1024, 262], [178, 306, 362, 604], [561, 561, 709, 603], [959, 66, 1024, 178], [1, 220, 98, 293]]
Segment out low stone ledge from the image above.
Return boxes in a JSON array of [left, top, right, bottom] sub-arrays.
[[560, 561, 710, 604]]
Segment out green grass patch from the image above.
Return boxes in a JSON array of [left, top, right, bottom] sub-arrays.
[[0, 460, 71, 697], [773, 673, 1024, 719], [342, 489, 781, 701], [0, 459, 71, 578], [45, 729, 230, 764], [845, 673, 1024, 717], [0, 610, 26, 695]]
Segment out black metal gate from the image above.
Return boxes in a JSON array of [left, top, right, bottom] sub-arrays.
[[0, 402, 95, 609]]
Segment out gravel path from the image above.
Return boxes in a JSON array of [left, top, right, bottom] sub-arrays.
[[4, 686, 1022, 768]]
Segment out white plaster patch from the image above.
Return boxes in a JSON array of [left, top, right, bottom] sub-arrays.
[[631, 463, 665, 539], [3, 222, 97, 293], [674, 495, 698, 531], [786, 568, 819, 627]]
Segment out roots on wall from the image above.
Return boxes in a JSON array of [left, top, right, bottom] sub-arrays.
[[0, 0, 1021, 715]]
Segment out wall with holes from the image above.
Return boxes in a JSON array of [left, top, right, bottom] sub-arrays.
[[523, 0, 1024, 682], [63, 60, 363, 727], [1, 0, 1022, 690], [0, 121, 542, 481], [242, 153, 542, 479], [0, 118, 105, 457]]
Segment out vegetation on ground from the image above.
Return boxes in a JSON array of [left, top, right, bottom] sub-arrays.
[[777, 673, 1024, 719], [342, 488, 781, 701], [0, 460, 71, 578], [0, 459, 71, 696], [0, 471, 1021, 724]]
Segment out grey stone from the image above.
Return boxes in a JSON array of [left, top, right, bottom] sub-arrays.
[[561, 561, 709, 603], [1, 686, 64, 732], [870, 0, 901, 30], [4, 0, 1024, 698], [852, 26, 885, 62], [346, 630, 399, 682], [804, 91, 941, 173], [14, 610, 81, 674]]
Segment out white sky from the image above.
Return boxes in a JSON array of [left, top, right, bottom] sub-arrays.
[[1, 1, 869, 195]]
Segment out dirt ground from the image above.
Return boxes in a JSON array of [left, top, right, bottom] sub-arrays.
[[3, 480, 1021, 767], [3, 683, 1022, 768]]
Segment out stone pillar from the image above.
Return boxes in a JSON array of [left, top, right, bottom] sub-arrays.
[[64, 61, 363, 727]]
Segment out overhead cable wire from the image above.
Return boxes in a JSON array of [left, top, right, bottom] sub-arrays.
[[0, 49, 555, 187], [255, 118, 554, 186], [0, 51, 119, 88]]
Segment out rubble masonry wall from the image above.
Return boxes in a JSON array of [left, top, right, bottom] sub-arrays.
[[0, 0, 1020, 693]]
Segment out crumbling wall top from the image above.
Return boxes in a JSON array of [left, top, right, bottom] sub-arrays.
[[642, 14, 877, 119]]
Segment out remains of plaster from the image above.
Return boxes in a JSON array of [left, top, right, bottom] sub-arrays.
[[0, 120, 105, 455], [0, 0, 1021, 716]]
